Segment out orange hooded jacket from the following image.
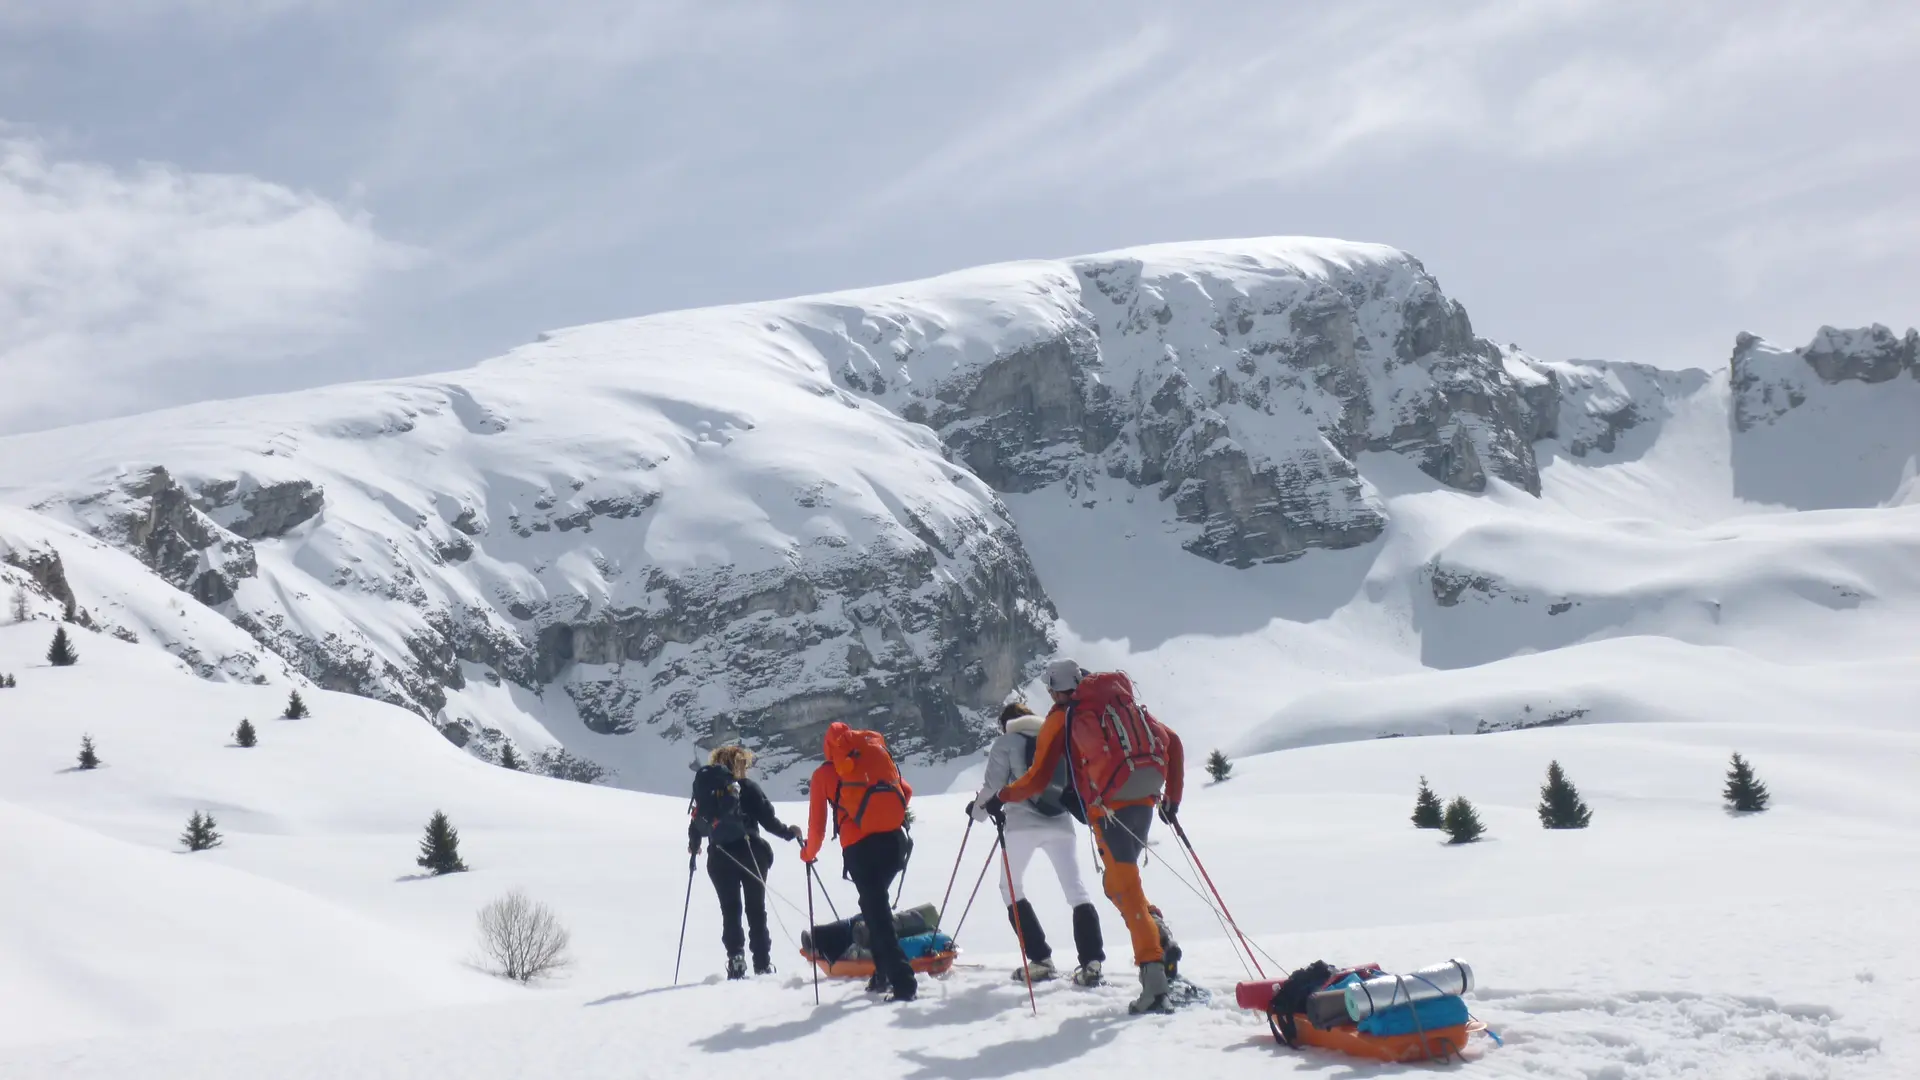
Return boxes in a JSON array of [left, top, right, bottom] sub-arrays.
[[999, 700, 1184, 814]]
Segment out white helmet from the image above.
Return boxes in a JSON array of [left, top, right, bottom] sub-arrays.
[[1044, 658, 1084, 693]]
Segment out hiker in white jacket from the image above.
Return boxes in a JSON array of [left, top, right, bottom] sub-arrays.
[[968, 701, 1106, 986]]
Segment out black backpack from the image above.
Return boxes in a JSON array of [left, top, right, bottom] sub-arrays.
[[691, 764, 750, 846], [1021, 734, 1073, 819]]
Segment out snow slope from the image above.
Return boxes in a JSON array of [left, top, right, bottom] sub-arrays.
[[0, 615, 1914, 1078]]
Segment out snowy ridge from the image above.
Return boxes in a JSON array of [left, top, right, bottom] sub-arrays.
[[1, 238, 1916, 797]]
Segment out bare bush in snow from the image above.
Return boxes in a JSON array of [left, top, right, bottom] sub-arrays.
[[477, 890, 572, 984], [533, 747, 611, 785]]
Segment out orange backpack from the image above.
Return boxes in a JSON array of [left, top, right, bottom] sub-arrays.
[[826, 724, 909, 836]]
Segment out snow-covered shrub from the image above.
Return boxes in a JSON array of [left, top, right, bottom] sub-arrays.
[[181, 811, 222, 851], [1443, 796, 1485, 844], [1537, 761, 1593, 829], [1724, 752, 1770, 813], [477, 890, 572, 984], [416, 811, 467, 875], [533, 747, 611, 785], [47, 626, 77, 666], [1411, 777, 1444, 829]]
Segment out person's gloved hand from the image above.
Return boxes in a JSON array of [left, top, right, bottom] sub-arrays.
[[964, 798, 984, 822], [982, 795, 1006, 826], [1156, 800, 1179, 825], [785, 824, 804, 843], [688, 836, 701, 856]]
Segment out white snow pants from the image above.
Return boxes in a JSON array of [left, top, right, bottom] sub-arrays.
[[999, 821, 1093, 907]]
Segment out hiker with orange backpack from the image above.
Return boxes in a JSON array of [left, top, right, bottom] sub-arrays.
[[800, 722, 919, 1002], [992, 659, 1186, 1014]]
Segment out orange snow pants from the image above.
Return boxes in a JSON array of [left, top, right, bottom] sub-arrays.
[[1093, 803, 1164, 965]]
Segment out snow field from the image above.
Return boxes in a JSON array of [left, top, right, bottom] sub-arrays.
[[4, 616, 1917, 1076]]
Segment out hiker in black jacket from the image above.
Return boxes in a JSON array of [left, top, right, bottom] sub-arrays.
[[689, 745, 801, 978]]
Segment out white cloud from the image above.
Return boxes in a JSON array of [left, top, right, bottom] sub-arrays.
[[0, 138, 411, 434]]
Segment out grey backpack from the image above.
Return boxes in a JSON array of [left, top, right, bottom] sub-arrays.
[[1020, 734, 1072, 818]]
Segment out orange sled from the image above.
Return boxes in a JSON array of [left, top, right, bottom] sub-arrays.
[[1290, 1017, 1475, 1064], [800, 948, 958, 979]]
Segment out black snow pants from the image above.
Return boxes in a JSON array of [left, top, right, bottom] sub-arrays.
[[842, 829, 916, 997], [707, 835, 775, 965]]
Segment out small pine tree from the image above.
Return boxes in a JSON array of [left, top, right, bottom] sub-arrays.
[[8, 587, 27, 623], [0, 673, 15, 688], [417, 810, 468, 875], [47, 626, 78, 667], [1537, 760, 1593, 829], [181, 811, 223, 851], [1206, 749, 1233, 783], [1723, 752, 1770, 813], [1411, 776, 1444, 829], [76, 734, 101, 770], [284, 689, 308, 719], [235, 718, 258, 748], [1442, 796, 1486, 844], [498, 743, 523, 771]]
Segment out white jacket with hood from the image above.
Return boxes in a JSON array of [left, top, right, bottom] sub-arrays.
[[972, 713, 1074, 834]]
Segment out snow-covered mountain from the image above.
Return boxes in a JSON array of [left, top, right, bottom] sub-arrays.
[[4, 236, 1919, 1075], [2, 237, 1915, 795]]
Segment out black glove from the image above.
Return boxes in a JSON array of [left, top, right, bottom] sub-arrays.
[[983, 795, 1006, 826], [1157, 800, 1179, 825], [785, 824, 804, 843], [688, 837, 701, 856], [963, 799, 977, 820]]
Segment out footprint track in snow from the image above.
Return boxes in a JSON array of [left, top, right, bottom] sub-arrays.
[[1473, 988, 1880, 1078]]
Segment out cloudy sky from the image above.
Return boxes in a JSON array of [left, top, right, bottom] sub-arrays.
[[2, 0, 1916, 433]]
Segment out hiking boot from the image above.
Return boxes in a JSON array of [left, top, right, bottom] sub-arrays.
[[1128, 961, 1171, 1015], [1071, 960, 1104, 988], [726, 953, 747, 980], [1163, 941, 1183, 980], [753, 955, 776, 976], [865, 971, 888, 994], [1010, 958, 1058, 983], [883, 984, 918, 1003]]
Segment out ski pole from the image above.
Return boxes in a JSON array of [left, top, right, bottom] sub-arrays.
[[805, 861, 821, 1005], [949, 833, 1001, 944], [996, 819, 1038, 1017], [938, 817, 974, 927], [1171, 817, 1266, 979], [674, 852, 696, 986]]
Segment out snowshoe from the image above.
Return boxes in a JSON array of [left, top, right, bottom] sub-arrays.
[[726, 953, 747, 980], [1164, 975, 1212, 1009], [1011, 958, 1058, 983], [1072, 961, 1104, 988], [753, 956, 776, 976]]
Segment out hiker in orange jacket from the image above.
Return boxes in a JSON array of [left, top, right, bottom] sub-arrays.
[[800, 722, 918, 1001], [996, 659, 1186, 1013]]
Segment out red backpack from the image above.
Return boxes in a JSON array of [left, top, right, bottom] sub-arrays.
[[826, 724, 909, 836], [1065, 671, 1168, 811]]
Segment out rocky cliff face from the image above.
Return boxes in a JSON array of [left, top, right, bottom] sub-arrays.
[[13, 239, 1903, 792], [2, 317, 1059, 790], [1732, 323, 1920, 431], [823, 240, 1565, 567]]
